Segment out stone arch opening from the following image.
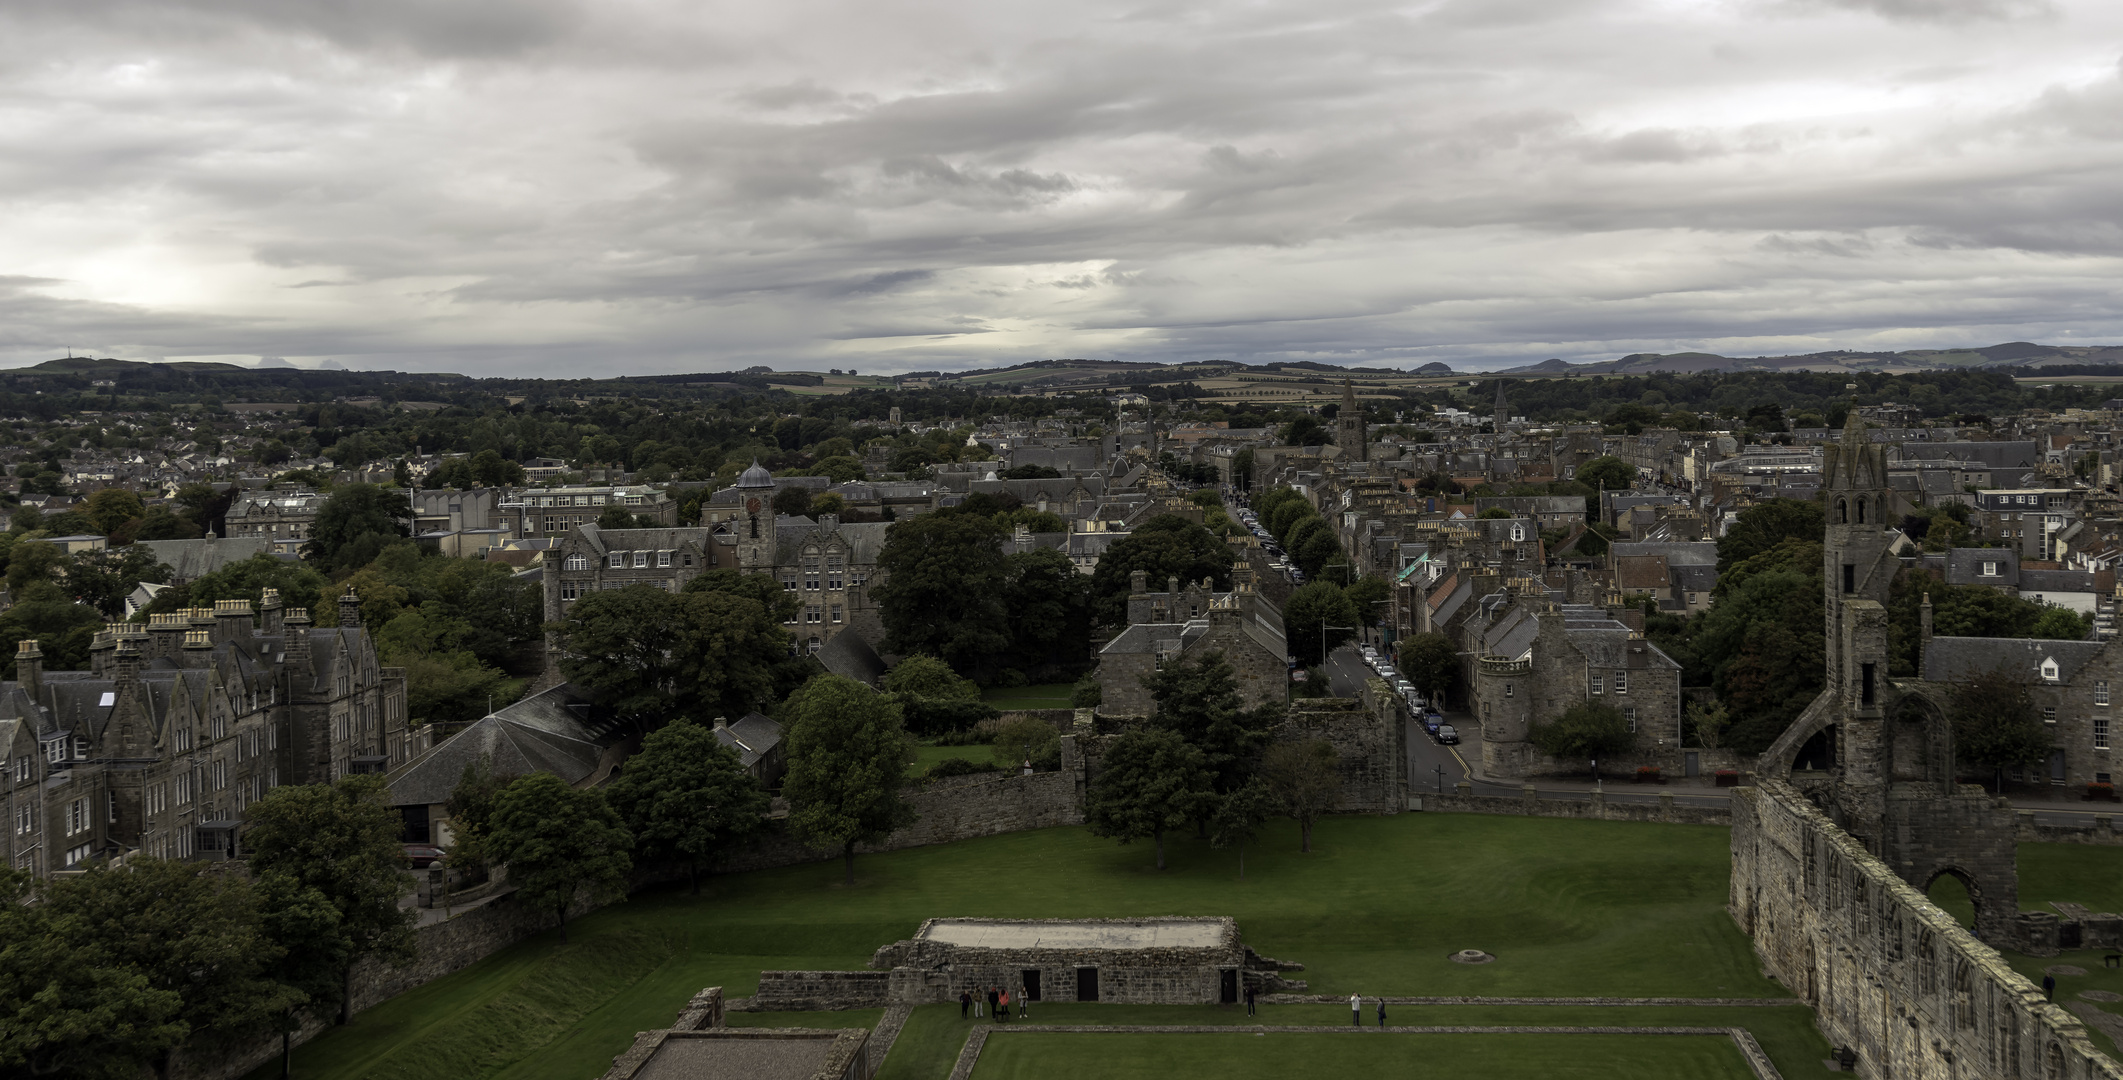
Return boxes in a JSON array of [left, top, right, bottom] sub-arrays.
[[1856, 497, 1868, 525], [1837, 498, 1849, 524], [1794, 726, 1837, 773], [1888, 693, 1952, 787], [1926, 866, 1984, 934]]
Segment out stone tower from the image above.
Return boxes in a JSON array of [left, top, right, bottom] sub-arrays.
[[1335, 380, 1367, 462], [735, 458, 777, 568], [1492, 380, 1509, 432], [1762, 408, 2020, 942]]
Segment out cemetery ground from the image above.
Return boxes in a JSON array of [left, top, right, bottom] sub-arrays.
[[260, 812, 1889, 1080]]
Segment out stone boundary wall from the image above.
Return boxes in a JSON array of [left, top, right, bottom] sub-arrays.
[[1731, 779, 2123, 1080], [750, 970, 894, 1011], [1418, 789, 1731, 827], [2018, 811, 2123, 847], [720, 769, 1084, 874], [176, 891, 583, 1080]]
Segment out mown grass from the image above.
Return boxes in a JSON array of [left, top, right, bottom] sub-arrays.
[[980, 684, 1077, 709], [970, 1030, 1756, 1080], [258, 814, 1786, 1080]]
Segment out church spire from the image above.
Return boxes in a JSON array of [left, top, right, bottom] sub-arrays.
[[1493, 380, 1509, 432]]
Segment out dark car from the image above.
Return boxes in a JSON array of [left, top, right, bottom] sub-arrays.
[[1435, 725, 1460, 745], [1422, 715, 1443, 736], [403, 844, 446, 869]]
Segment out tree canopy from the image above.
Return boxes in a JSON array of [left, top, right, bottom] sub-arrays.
[[782, 675, 917, 884], [1085, 728, 1216, 870], [1086, 514, 1233, 626], [485, 773, 634, 941], [873, 511, 1012, 677], [606, 718, 769, 893]]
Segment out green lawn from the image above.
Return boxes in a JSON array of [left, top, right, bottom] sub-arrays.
[[910, 743, 993, 774], [969, 1031, 1756, 1080], [981, 684, 1076, 709], [257, 814, 1788, 1080], [2019, 842, 2123, 916]]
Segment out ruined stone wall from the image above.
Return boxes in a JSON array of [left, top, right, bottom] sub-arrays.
[[1277, 688, 1405, 812], [1420, 788, 1731, 826], [749, 970, 893, 1010], [1731, 779, 2122, 1080], [720, 766, 1085, 874]]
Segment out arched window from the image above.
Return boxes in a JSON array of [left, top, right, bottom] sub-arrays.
[[1837, 499, 1848, 524], [1855, 498, 1867, 525]]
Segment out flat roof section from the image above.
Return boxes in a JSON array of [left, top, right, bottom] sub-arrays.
[[917, 918, 1228, 950]]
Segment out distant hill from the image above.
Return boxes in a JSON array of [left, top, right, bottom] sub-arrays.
[[1494, 343, 2123, 377], [27, 356, 251, 374]]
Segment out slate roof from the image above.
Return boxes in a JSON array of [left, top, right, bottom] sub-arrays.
[[1924, 637, 2106, 684], [1609, 541, 1718, 566], [817, 630, 887, 686], [385, 682, 618, 807], [1616, 554, 1671, 592], [713, 712, 784, 770], [1944, 547, 2019, 587], [2020, 569, 2098, 595], [134, 537, 277, 581]]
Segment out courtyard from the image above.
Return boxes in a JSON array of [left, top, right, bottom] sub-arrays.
[[249, 813, 2123, 1080]]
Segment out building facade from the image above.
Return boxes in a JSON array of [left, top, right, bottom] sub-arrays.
[[1, 588, 407, 878]]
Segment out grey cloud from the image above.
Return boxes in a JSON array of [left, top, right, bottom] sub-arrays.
[[1792, 0, 2051, 22]]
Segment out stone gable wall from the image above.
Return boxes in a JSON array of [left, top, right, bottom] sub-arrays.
[[1731, 779, 2122, 1080]]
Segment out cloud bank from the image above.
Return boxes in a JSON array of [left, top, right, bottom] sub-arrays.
[[2, 0, 2120, 374]]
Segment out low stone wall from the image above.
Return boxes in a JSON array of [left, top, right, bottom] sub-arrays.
[[721, 768, 1086, 874], [1418, 788, 1731, 826], [995, 708, 1077, 730], [749, 970, 893, 1010], [2017, 810, 2123, 846]]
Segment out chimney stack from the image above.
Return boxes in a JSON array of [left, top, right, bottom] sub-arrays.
[[16, 639, 43, 700], [88, 625, 117, 677], [259, 587, 284, 635], [285, 607, 312, 681], [215, 599, 255, 642], [338, 587, 362, 629], [148, 612, 187, 659], [181, 629, 214, 668]]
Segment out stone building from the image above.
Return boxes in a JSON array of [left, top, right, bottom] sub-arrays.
[[543, 524, 724, 625], [867, 917, 1247, 1006], [1334, 380, 1367, 462], [0, 588, 407, 877], [496, 484, 677, 537], [1470, 589, 1684, 778], [224, 488, 326, 549], [1095, 569, 1287, 717], [739, 513, 891, 654]]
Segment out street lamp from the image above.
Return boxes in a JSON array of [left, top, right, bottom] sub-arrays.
[[1322, 624, 1356, 670]]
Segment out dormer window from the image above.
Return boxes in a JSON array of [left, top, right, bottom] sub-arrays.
[[564, 555, 588, 571], [1981, 561, 1999, 577], [1510, 524, 1525, 542], [608, 552, 625, 569], [2041, 658, 2059, 682], [632, 551, 648, 568]]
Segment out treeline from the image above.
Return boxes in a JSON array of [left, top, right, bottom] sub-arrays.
[[1478, 369, 2109, 427]]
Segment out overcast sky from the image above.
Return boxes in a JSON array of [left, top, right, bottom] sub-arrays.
[[2, 0, 2119, 377]]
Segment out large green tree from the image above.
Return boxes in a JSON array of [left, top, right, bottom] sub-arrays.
[[1949, 668, 2051, 792], [1575, 455, 1635, 500], [1530, 701, 1637, 769], [485, 774, 634, 942], [304, 484, 412, 572], [606, 718, 771, 893], [1256, 739, 1341, 853], [1886, 570, 2095, 676], [1685, 539, 1825, 753], [0, 868, 185, 1080], [1085, 728, 1216, 870], [1003, 546, 1093, 676], [1283, 581, 1360, 667], [243, 776, 417, 1024], [782, 675, 917, 884], [1396, 632, 1460, 704], [1144, 650, 1276, 794], [1715, 498, 1825, 575], [142, 552, 333, 621], [1086, 514, 1233, 626], [551, 583, 790, 722], [872, 511, 1012, 677]]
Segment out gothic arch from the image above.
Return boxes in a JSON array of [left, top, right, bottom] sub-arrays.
[[1836, 498, 1848, 524], [1887, 692, 1954, 788], [1925, 865, 1986, 935], [1855, 496, 1867, 525]]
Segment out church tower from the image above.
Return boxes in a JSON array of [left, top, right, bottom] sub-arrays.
[[734, 459, 777, 570], [1821, 407, 1896, 697], [1493, 380, 1509, 432], [1335, 380, 1367, 462]]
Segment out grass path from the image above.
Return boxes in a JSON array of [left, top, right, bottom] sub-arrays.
[[259, 814, 1790, 1080]]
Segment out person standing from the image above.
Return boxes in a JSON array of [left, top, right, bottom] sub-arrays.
[[1245, 984, 1257, 1016], [1350, 992, 1361, 1026], [989, 986, 1002, 1022], [1018, 986, 1030, 1019], [1377, 998, 1387, 1027], [2043, 974, 2057, 1002], [999, 988, 1011, 1022], [960, 989, 972, 1019]]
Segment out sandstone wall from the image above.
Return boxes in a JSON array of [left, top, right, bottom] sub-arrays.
[[720, 768, 1085, 874], [1731, 779, 2123, 1080], [1420, 788, 1731, 826]]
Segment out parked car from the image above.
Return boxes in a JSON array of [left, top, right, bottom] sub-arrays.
[[1360, 645, 1378, 660], [1422, 715, 1443, 736], [1436, 725, 1460, 745], [403, 844, 446, 869]]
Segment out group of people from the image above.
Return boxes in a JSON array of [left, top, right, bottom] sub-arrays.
[[1351, 993, 1387, 1026], [959, 985, 1029, 1021]]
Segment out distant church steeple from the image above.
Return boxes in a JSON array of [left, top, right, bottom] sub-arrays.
[[1335, 380, 1368, 462], [1493, 380, 1510, 432]]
